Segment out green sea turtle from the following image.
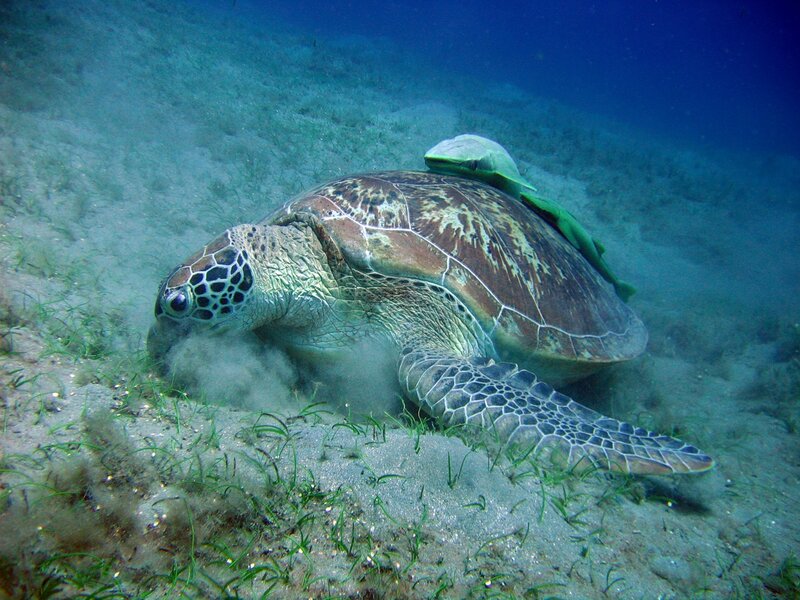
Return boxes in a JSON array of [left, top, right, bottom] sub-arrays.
[[147, 171, 712, 474], [425, 134, 636, 301]]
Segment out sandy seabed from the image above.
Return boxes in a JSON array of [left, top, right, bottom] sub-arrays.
[[0, 1, 799, 598]]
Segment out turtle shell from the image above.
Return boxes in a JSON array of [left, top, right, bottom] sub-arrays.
[[267, 171, 646, 383]]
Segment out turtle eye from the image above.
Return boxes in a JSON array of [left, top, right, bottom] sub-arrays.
[[170, 293, 188, 313], [165, 288, 192, 317]]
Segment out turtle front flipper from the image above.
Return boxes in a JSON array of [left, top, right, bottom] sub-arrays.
[[398, 349, 713, 475]]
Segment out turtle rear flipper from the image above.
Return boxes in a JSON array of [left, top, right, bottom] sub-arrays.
[[398, 348, 714, 475]]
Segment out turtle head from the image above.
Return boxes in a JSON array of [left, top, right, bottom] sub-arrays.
[[424, 134, 532, 197], [147, 225, 263, 361], [147, 221, 334, 363]]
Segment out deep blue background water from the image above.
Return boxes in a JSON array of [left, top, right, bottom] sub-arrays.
[[226, 0, 800, 157]]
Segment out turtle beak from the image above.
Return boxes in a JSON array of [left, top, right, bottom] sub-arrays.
[[146, 317, 192, 369]]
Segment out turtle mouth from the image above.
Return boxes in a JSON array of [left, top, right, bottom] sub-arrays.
[[146, 317, 194, 367], [147, 309, 234, 367]]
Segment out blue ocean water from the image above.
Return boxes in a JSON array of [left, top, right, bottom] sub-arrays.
[[233, 0, 800, 157], [1, 0, 800, 596]]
